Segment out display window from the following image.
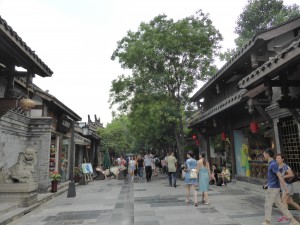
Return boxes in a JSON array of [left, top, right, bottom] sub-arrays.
[[49, 135, 58, 173], [234, 122, 274, 179], [60, 139, 69, 182]]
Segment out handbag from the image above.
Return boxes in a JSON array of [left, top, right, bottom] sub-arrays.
[[285, 175, 298, 184], [189, 169, 197, 179], [285, 173, 299, 184]]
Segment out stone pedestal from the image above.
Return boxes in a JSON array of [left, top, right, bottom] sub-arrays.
[[0, 182, 38, 207]]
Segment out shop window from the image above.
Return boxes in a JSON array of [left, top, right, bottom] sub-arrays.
[[60, 143, 69, 182], [49, 142, 56, 172], [235, 123, 273, 179]]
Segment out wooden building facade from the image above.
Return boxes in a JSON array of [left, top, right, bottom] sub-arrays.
[[188, 17, 300, 186]]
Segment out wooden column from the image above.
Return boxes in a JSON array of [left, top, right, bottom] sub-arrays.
[[4, 65, 15, 98]]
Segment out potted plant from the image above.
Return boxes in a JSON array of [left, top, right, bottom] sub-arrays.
[[74, 167, 81, 182], [50, 171, 61, 193]]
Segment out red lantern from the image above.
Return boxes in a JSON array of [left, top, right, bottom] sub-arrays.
[[192, 134, 197, 140], [221, 132, 226, 141], [196, 140, 200, 145], [250, 122, 259, 133]]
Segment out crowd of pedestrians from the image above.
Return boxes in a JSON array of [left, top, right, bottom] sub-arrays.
[[99, 148, 300, 225]]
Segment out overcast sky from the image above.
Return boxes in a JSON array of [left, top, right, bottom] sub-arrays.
[[0, 0, 298, 126]]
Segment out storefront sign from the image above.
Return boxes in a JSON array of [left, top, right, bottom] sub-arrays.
[[57, 115, 72, 133]]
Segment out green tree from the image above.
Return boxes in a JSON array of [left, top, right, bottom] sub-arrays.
[[97, 116, 135, 155], [128, 93, 179, 154], [110, 10, 222, 162], [234, 0, 300, 48]]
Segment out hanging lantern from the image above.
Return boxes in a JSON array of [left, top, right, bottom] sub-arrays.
[[221, 132, 226, 141], [250, 122, 259, 133], [192, 134, 197, 140], [19, 98, 35, 111], [196, 140, 200, 145]]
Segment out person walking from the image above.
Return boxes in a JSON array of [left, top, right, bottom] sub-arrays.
[[144, 153, 153, 182], [166, 151, 177, 188], [128, 157, 136, 181], [276, 154, 300, 222], [262, 148, 300, 225], [197, 153, 211, 205], [136, 155, 144, 180], [184, 151, 198, 206], [161, 156, 167, 174]]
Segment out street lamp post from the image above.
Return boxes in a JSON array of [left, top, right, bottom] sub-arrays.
[[67, 120, 76, 198]]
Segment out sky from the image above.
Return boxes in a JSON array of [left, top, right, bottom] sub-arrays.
[[0, 0, 299, 126]]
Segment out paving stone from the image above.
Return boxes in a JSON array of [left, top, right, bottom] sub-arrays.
[[3, 176, 300, 225]]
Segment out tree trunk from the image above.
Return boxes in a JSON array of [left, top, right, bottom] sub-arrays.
[[174, 115, 185, 165]]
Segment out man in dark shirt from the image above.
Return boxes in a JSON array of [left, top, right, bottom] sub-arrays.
[[136, 155, 144, 180], [262, 148, 299, 225]]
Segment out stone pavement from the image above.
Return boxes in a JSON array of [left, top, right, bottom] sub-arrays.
[[1, 174, 300, 225]]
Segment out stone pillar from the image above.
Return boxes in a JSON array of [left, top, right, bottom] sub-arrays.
[[28, 117, 52, 193]]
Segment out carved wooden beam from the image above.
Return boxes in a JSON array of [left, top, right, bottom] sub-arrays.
[[278, 99, 300, 108], [0, 70, 27, 77], [265, 80, 300, 87]]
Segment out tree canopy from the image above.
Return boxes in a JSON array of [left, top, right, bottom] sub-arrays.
[[234, 0, 300, 48], [110, 10, 222, 162], [97, 116, 135, 154]]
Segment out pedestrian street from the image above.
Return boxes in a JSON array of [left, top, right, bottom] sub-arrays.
[[7, 175, 300, 225]]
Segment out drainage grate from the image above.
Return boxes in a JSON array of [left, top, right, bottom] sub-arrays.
[[278, 116, 300, 174]]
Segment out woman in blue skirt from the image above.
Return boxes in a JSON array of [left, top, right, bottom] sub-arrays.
[[184, 151, 198, 206]]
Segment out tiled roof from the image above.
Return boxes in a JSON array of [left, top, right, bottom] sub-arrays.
[[238, 36, 300, 89], [0, 16, 53, 77], [191, 16, 300, 101], [188, 89, 247, 127], [14, 78, 82, 121]]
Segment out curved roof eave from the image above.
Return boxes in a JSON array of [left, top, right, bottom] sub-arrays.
[[0, 16, 53, 77], [34, 88, 82, 121], [238, 36, 300, 90], [191, 16, 300, 102]]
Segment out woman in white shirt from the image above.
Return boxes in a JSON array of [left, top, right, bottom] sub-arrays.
[[129, 157, 136, 181]]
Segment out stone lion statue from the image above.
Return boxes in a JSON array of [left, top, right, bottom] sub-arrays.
[[0, 148, 37, 184]]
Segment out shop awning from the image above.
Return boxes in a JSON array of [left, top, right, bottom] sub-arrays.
[[74, 133, 91, 146], [188, 89, 247, 127]]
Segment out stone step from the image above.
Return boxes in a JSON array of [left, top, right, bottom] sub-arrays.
[[0, 202, 40, 225], [0, 182, 75, 225], [0, 203, 18, 216]]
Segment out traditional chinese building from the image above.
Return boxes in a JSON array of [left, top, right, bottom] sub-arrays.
[[0, 16, 91, 202], [188, 17, 300, 186]]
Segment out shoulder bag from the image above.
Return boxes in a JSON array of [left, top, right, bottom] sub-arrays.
[[189, 169, 198, 179], [285, 170, 299, 184]]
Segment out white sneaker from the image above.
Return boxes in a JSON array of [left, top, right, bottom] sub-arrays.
[[262, 221, 272, 225]]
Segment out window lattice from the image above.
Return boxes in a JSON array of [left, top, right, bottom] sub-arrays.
[[278, 116, 300, 174]]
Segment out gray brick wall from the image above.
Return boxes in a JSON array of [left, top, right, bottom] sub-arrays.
[[0, 112, 52, 193]]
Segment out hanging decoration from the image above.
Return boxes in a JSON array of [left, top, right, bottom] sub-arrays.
[[19, 98, 35, 111], [19, 83, 35, 111], [250, 122, 259, 133], [196, 140, 200, 145], [192, 134, 197, 140], [221, 132, 226, 141]]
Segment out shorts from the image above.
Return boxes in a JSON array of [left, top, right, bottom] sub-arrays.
[[282, 183, 294, 195]]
